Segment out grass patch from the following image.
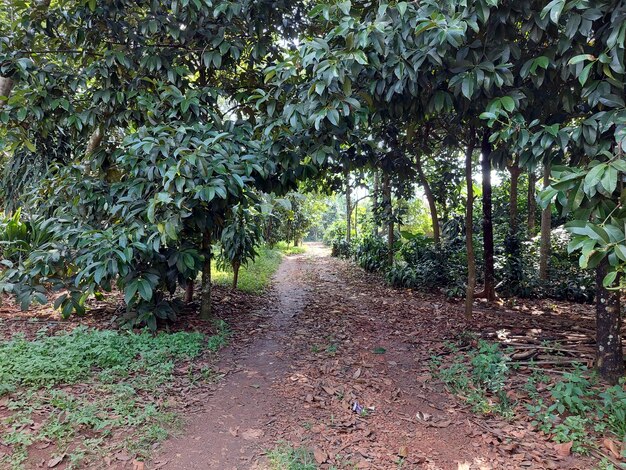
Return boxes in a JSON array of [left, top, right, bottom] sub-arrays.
[[275, 241, 307, 256], [0, 322, 229, 468], [212, 246, 283, 293], [267, 443, 317, 470]]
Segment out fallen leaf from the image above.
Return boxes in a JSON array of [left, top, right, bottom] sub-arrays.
[[603, 438, 621, 459], [353, 368, 362, 379], [241, 428, 264, 440], [432, 419, 452, 428], [457, 462, 471, 470], [115, 451, 132, 461], [313, 447, 327, 464], [47, 455, 65, 468], [132, 460, 145, 470], [554, 441, 572, 457], [398, 446, 408, 458], [229, 427, 239, 437]]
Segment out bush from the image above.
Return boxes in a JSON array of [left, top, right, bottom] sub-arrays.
[[388, 238, 467, 297], [354, 235, 389, 272], [330, 237, 353, 258], [497, 228, 594, 302]]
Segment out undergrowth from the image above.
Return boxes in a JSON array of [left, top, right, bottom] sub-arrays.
[[212, 245, 283, 293], [0, 322, 230, 469], [431, 337, 626, 459], [267, 444, 318, 470]]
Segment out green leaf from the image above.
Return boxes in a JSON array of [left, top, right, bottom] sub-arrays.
[[603, 271, 618, 288], [579, 62, 593, 86], [397, 1, 408, 16], [500, 96, 515, 112], [568, 54, 595, 65]]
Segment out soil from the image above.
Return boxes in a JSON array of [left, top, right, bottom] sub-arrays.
[[151, 244, 598, 470]]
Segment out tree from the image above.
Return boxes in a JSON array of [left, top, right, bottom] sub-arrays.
[[0, 0, 304, 327]]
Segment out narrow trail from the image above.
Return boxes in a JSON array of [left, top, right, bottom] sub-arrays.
[[154, 244, 585, 470]]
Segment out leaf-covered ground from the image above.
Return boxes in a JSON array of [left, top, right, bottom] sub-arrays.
[[1, 243, 623, 469], [154, 244, 619, 469]]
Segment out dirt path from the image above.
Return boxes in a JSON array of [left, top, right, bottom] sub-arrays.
[[153, 244, 587, 470]]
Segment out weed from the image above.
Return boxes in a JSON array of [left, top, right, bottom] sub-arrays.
[[0, 326, 226, 468], [267, 443, 317, 470]]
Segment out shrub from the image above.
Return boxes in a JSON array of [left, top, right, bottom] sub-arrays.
[[330, 237, 352, 258], [354, 235, 389, 272]]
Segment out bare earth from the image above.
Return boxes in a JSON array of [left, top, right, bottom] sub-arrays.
[[152, 243, 592, 470]]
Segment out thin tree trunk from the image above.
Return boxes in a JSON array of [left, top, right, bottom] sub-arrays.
[[383, 174, 394, 266], [373, 171, 380, 237], [184, 282, 194, 303], [527, 170, 537, 234], [416, 154, 441, 245], [539, 163, 551, 281], [346, 171, 352, 243], [595, 258, 624, 384], [86, 126, 104, 155], [508, 159, 522, 233], [354, 198, 358, 239], [232, 261, 240, 289], [480, 131, 496, 301], [0, 77, 14, 107], [465, 132, 477, 320], [200, 232, 212, 320]]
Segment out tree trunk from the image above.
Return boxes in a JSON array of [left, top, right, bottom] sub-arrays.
[[184, 281, 194, 303], [354, 197, 358, 239], [480, 132, 496, 302], [373, 171, 380, 237], [0, 77, 14, 107], [232, 261, 240, 289], [508, 160, 522, 233], [539, 163, 551, 281], [465, 133, 477, 320], [200, 232, 212, 320], [86, 126, 104, 156], [527, 170, 537, 234], [383, 174, 394, 266], [346, 171, 352, 243], [595, 258, 625, 384], [415, 154, 441, 245]]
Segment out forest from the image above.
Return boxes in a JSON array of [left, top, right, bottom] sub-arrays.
[[0, 0, 625, 468]]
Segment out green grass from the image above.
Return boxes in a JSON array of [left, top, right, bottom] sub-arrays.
[[275, 241, 307, 256], [267, 444, 318, 470], [212, 246, 284, 293], [0, 322, 230, 468]]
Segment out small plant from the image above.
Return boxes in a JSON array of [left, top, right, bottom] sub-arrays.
[[267, 443, 317, 470]]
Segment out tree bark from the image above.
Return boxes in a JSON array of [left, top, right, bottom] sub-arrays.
[[354, 197, 358, 239], [480, 131, 496, 302], [465, 132, 477, 320], [184, 282, 194, 303], [373, 171, 380, 237], [595, 258, 625, 384], [86, 126, 104, 155], [415, 154, 441, 245], [383, 174, 394, 266], [200, 231, 212, 320], [539, 163, 551, 281], [0, 77, 14, 107], [345, 171, 352, 243], [508, 159, 522, 233], [232, 261, 240, 289], [527, 170, 537, 234]]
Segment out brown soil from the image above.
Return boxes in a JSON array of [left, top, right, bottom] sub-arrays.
[[151, 244, 597, 470]]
